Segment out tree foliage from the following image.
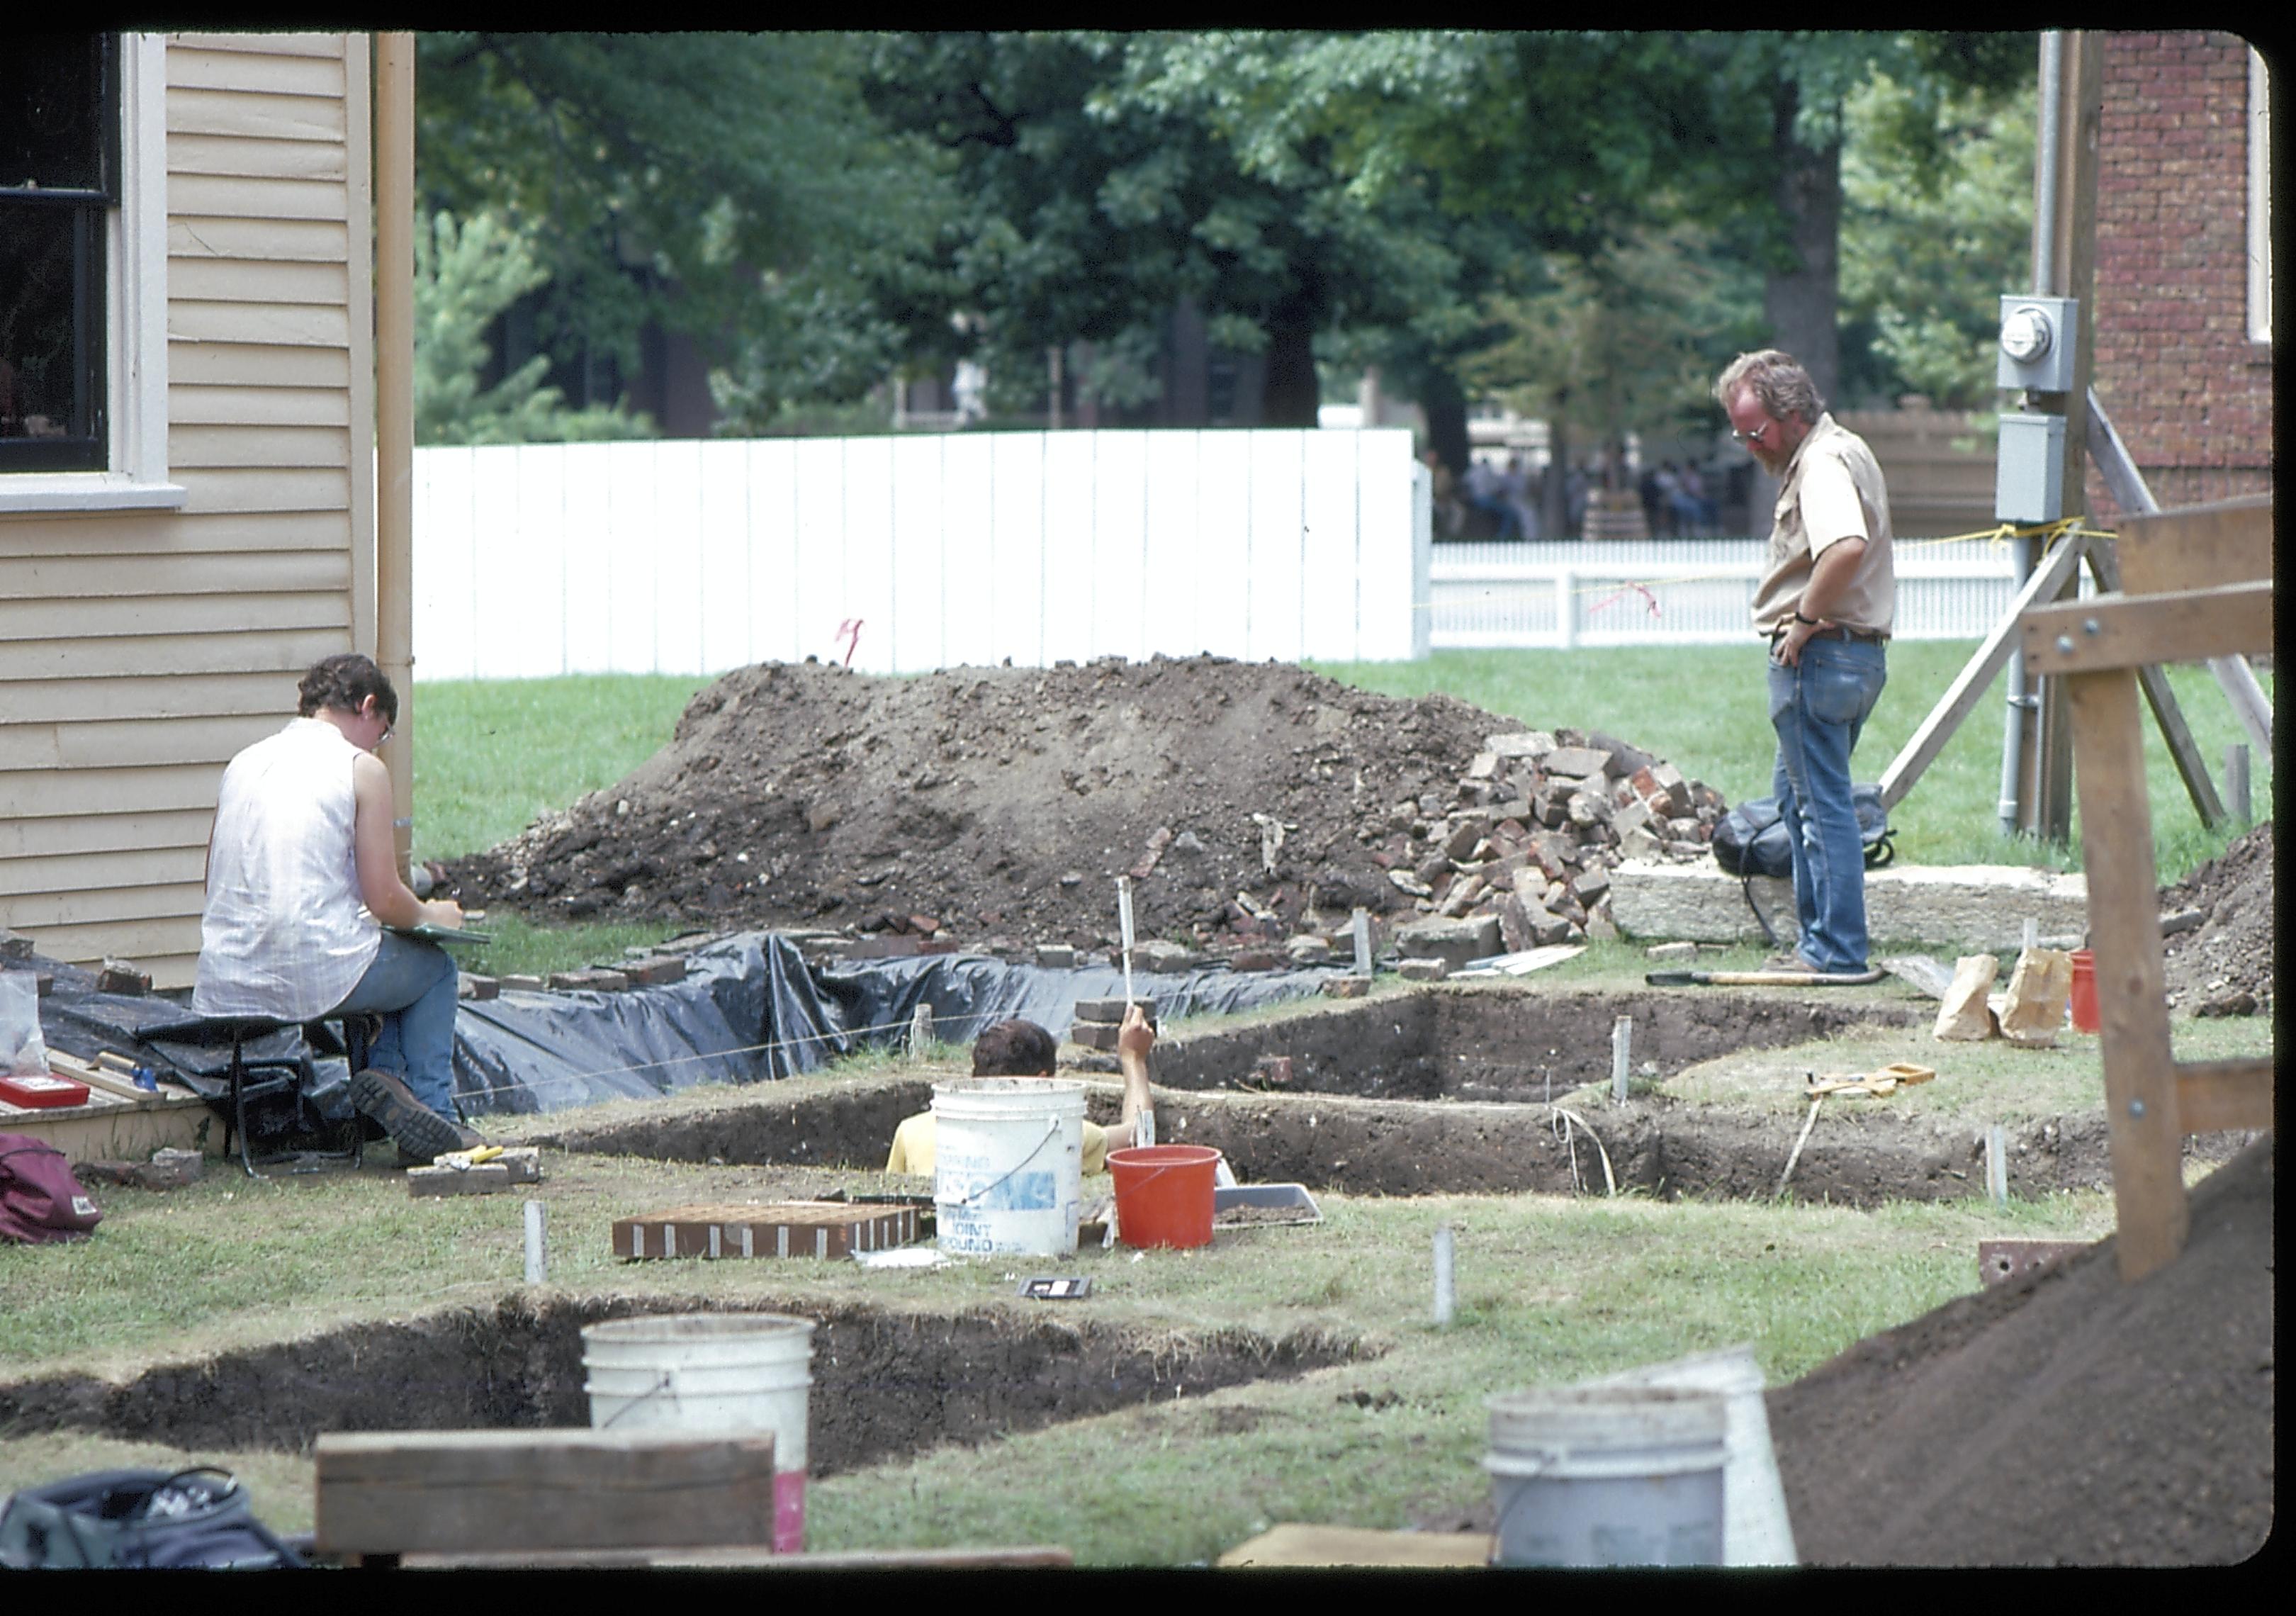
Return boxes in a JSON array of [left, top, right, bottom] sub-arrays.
[[854, 31, 1543, 428], [415, 33, 952, 428], [1840, 72, 2037, 408], [412, 210, 653, 445]]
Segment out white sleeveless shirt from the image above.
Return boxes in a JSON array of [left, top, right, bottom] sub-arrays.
[[194, 717, 383, 1021]]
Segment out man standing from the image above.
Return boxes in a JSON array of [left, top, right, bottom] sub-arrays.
[[1717, 350, 1894, 975]]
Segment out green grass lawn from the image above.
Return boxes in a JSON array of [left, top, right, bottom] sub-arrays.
[[406, 649, 2270, 976]]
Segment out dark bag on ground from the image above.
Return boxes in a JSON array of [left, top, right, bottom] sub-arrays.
[[1711, 787, 1896, 946], [0, 1134, 102, 1245], [0, 1466, 305, 1570], [1713, 787, 1895, 877]]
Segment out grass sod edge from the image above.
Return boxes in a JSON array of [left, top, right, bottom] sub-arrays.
[[0, 1179, 2122, 1560]]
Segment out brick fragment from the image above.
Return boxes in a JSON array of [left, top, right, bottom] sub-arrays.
[[1319, 975, 1371, 999], [96, 958, 150, 996], [407, 1163, 513, 1197]]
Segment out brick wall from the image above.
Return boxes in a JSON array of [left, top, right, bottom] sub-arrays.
[[2089, 31, 2273, 520]]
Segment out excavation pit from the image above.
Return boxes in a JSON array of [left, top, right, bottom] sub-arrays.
[[520, 986, 2255, 1208], [0, 1294, 1362, 1472]]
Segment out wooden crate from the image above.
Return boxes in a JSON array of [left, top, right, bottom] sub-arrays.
[[614, 1200, 923, 1262]]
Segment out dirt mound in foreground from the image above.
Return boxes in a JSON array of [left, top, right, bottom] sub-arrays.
[[2160, 821, 2275, 1016], [442, 656, 1716, 952], [1768, 1135, 2273, 1565]]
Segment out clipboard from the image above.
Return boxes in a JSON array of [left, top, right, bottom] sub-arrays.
[[386, 922, 493, 946]]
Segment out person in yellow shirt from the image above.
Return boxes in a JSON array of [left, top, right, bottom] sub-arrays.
[[886, 1004, 1155, 1175]]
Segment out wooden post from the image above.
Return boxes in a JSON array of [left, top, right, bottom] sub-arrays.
[[2224, 744, 2251, 824], [2064, 668, 2185, 1281], [2026, 30, 2105, 846]]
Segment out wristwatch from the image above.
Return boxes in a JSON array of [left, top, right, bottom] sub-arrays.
[[1793, 610, 1820, 626]]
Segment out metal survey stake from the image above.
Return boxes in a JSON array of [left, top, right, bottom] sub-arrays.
[[1433, 1225, 1456, 1326], [1611, 1016, 1633, 1104], [524, 1200, 546, 1284], [1987, 1126, 2008, 1206], [1118, 875, 1136, 1008], [1351, 907, 1373, 976]]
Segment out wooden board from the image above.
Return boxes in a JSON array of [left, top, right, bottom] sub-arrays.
[[614, 1201, 923, 1262], [314, 1429, 776, 1556], [2174, 1057, 2275, 1135], [1217, 1523, 1494, 1567], [2115, 495, 2271, 595], [2022, 582, 2272, 677], [2066, 668, 2186, 1283], [0, 1090, 212, 1165]]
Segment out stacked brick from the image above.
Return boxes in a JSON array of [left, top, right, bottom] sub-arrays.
[[1370, 727, 1725, 953], [2088, 31, 2272, 520]]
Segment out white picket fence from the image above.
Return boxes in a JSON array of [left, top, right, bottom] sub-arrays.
[[1428, 537, 2064, 648], [411, 429, 1429, 681]]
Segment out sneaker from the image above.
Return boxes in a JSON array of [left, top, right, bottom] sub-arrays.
[[348, 1067, 466, 1162]]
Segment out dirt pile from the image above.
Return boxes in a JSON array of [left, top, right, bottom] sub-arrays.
[[442, 657, 1728, 958], [2159, 821, 2274, 1016], [1769, 1135, 2273, 1565]]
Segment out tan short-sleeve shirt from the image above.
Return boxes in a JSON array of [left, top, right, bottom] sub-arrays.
[[1749, 413, 1896, 637]]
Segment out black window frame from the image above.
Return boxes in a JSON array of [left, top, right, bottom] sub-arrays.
[[1, 34, 120, 475]]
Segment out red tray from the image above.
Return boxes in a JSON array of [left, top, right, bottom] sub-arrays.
[[0, 1072, 90, 1109]]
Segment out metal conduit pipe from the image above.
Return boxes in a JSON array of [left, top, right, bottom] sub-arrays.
[[1999, 30, 2064, 836]]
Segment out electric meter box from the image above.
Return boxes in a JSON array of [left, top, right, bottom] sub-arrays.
[[1996, 413, 2066, 524], [1998, 295, 2080, 392]]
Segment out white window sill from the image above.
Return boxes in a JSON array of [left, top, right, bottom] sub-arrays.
[[0, 477, 190, 515]]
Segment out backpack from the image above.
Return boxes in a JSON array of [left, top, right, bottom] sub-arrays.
[[0, 1466, 305, 1570], [0, 1134, 102, 1245], [1711, 788, 1896, 946]]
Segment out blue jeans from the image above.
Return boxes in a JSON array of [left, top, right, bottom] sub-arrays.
[[1767, 636, 1888, 972], [327, 933, 460, 1119]]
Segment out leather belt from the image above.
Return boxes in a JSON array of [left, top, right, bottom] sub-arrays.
[[1774, 622, 1888, 644]]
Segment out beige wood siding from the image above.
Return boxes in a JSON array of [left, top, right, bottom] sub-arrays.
[[0, 33, 373, 989]]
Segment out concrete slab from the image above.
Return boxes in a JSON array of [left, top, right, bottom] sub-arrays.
[[1608, 860, 2089, 951]]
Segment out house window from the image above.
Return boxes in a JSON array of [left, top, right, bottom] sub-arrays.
[[1, 36, 116, 473], [0, 33, 173, 512]]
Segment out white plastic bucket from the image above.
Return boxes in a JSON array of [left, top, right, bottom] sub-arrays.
[[583, 1312, 815, 1552], [931, 1078, 1087, 1257], [1484, 1386, 1729, 1567], [1587, 1343, 1797, 1566]]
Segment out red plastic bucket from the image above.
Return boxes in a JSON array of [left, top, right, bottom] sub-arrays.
[[1107, 1145, 1222, 1249], [2068, 949, 2099, 1033]]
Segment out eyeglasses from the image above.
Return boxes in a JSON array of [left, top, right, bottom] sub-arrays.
[[1731, 420, 1775, 446]]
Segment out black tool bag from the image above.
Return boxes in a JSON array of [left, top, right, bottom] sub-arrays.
[[0, 1466, 305, 1570], [1712, 787, 1896, 945]]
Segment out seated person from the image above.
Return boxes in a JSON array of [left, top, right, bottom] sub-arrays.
[[887, 1004, 1154, 1174], [193, 653, 476, 1162]]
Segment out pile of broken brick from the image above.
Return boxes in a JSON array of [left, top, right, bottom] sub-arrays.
[[1378, 726, 1725, 968]]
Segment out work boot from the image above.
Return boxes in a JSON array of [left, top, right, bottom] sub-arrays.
[[349, 1066, 466, 1162]]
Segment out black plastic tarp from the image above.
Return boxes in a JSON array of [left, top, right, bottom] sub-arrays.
[[448, 933, 1346, 1116], [31, 935, 1344, 1121]]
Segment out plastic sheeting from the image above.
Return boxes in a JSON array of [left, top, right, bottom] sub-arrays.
[[449, 933, 1347, 1117], [30, 934, 1346, 1122]]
